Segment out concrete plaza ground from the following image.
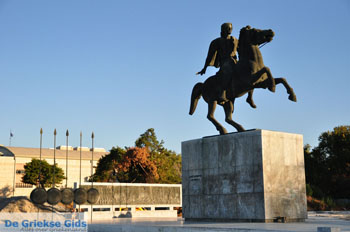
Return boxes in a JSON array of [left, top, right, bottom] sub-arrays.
[[88, 212, 350, 232]]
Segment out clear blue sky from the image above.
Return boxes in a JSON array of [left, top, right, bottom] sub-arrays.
[[1, 0, 349, 153]]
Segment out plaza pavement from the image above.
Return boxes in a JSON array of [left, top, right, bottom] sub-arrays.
[[88, 212, 350, 232]]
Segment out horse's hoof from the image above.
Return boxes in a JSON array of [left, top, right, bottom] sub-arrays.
[[236, 125, 245, 132], [288, 94, 297, 102], [246, 98, 257, 109], [219, 128, 228, 135]]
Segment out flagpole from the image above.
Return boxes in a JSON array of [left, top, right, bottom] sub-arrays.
[[9, 130, 13, 147]]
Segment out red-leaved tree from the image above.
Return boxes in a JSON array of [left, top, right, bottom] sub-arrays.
[[116, 147, 159, 183]]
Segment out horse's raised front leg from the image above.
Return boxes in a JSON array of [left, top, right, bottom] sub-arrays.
[[246, 90, 257, 108], [223, 100, 245, 132], [251, 66, 276, 92], [207, 101, 227, 135], [274, 78, 297, 102]]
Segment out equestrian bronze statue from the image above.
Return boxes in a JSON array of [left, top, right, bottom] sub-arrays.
[[190, 25, 297, 135]]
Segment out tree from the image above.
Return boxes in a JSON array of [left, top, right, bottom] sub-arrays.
[[304, 144, 329, 198], [135, 128, 165, 154], [22, 159, 65, 188], [135, 128, 182, 184], [93, 146, 159, 183], [93, 146, 126, 182], [94, 128, 182, 184], [153, 148, 181, 184], [305, 126, 350, 198], [116, 147, 159, 183]]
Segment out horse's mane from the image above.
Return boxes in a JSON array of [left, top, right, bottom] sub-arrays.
[[237, 25, 251, 60]]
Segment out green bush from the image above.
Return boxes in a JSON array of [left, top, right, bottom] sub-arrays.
[[311, 185, 325, 199], [323, 196, 336, 210], [306, 184, 313, 196]]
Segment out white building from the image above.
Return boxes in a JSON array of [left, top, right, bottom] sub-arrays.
[[0, 145, 107, 197]]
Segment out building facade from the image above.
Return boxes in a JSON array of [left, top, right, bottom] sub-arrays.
[[0, 145, 107, 197]]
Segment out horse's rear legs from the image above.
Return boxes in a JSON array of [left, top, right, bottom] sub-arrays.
[[223, 101, 245, 132], [207, 101, 228, 135], [274, 78, 297, 102]]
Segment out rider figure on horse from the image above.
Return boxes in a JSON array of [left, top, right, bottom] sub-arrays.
[[197, 23, 256, 108]]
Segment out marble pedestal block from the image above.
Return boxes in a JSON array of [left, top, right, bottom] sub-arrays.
[[181, 130, 307, 222]]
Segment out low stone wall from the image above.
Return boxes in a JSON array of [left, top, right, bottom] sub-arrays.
[[80, 183, 181, 206], [78, 183, 182, 219]]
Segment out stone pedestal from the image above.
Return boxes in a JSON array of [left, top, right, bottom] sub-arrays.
[[181, 129, 307, 222]]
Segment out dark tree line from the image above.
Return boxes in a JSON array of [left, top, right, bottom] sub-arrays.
[[305, 126, 350, 199]]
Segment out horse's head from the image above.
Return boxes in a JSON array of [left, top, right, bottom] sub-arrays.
[[238, 26, 275, 60], [239, 25, 274, 46]]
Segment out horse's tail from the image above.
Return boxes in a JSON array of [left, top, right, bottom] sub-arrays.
[[189, 82, 203, 115]]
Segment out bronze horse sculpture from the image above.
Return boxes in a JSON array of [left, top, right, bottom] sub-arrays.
[[189, 26, 297, 135]]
